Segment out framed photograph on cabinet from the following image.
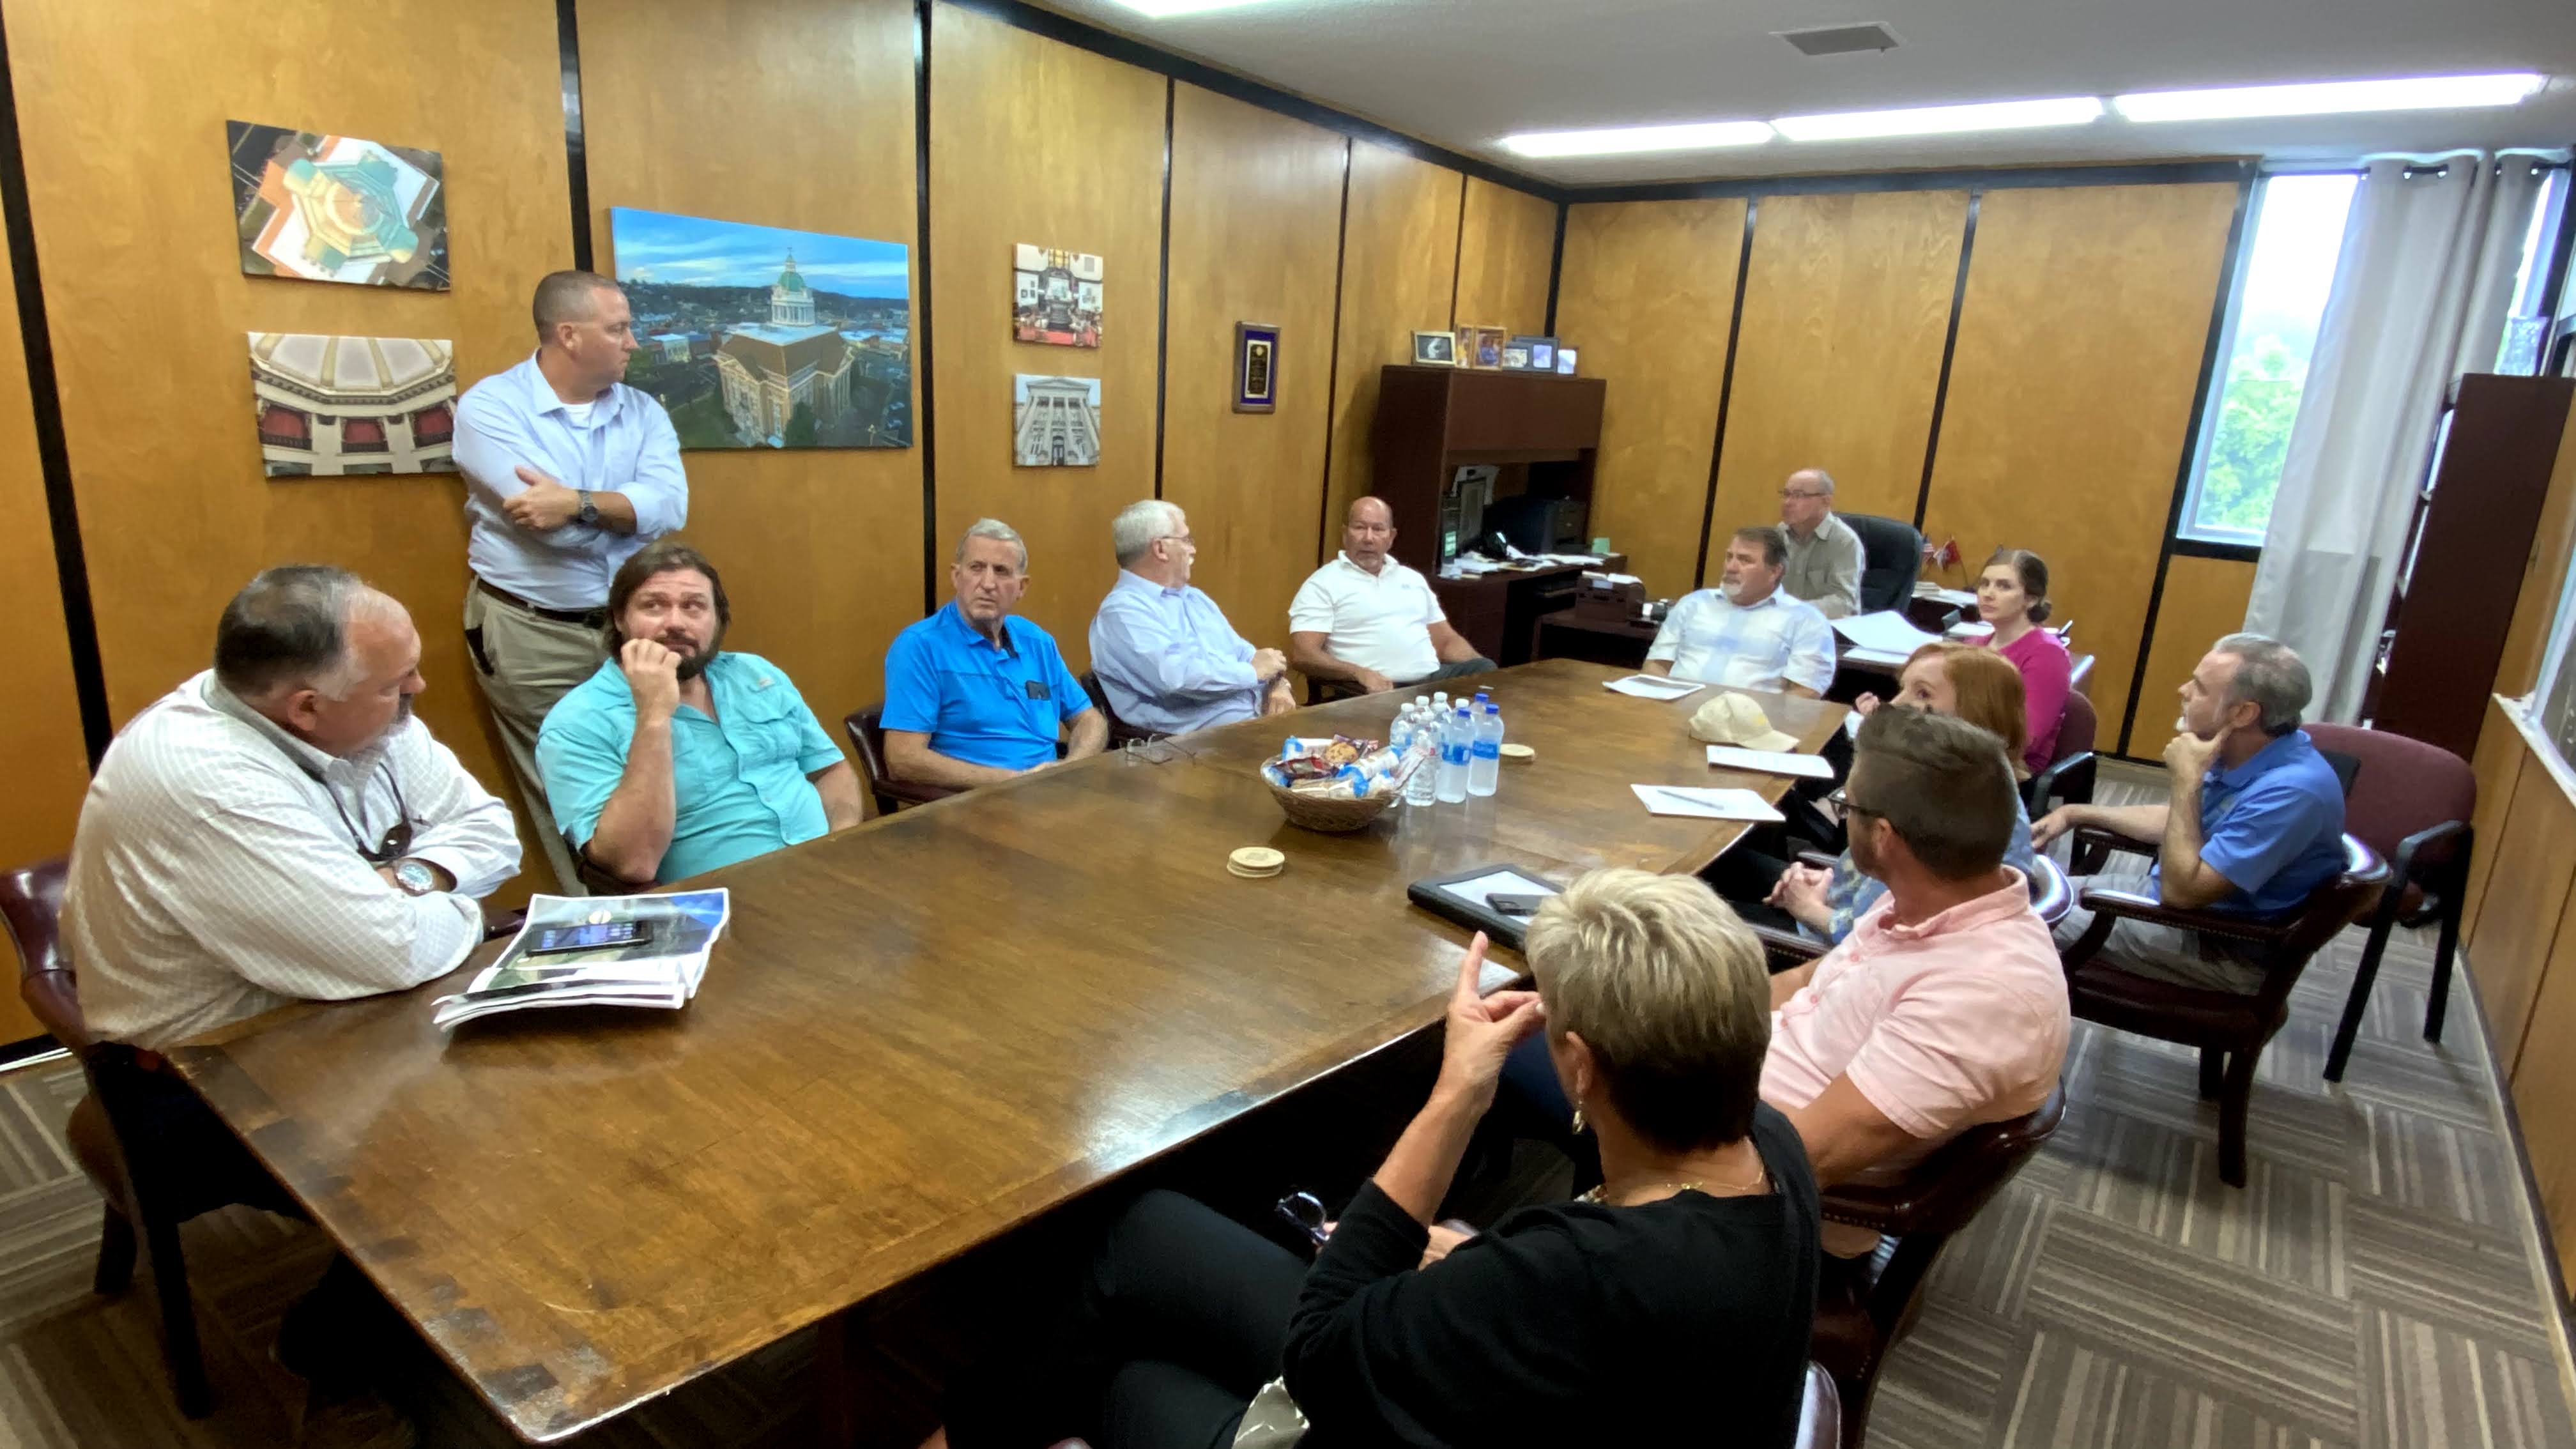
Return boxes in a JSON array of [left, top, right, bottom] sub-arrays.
[[1510, 335, 1557, 371], [1459, 325, 1506, 369], [1556, 346, 1579, 375], [1411, 329, 1457, 365], [1234, 322, 1278, 413]]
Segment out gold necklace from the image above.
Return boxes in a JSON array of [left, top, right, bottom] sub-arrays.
[[1582, 1162, 1767, 1206]]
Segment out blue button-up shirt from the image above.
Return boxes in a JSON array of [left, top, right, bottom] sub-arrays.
[[2156, 728, 2348, 917], [883, 603, 1092, 770], [535, 652, 841, 884], [453, 353, 689, 611], [1647, 588, 1838, 694], [1087, 570, 1264, 735]]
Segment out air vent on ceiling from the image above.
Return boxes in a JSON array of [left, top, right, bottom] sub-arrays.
[[1774, 23, 1902, 57]]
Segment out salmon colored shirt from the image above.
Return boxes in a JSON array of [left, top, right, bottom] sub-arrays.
[[1761, 869, 2069, 1165]]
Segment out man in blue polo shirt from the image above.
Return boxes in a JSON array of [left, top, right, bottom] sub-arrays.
[[2034, 632, 2347, 992], [537, 541, 863, 885], [884, 518, 1107, 788]]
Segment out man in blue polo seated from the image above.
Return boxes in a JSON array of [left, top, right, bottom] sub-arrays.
[[2033, 632, 2347, 992], [882, 518, 1107, 788], [537, 540, 864, 885]]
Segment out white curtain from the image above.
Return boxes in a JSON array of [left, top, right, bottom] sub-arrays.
[[2244, 154, 2544, 721]]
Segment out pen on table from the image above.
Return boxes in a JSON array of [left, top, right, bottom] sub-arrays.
[[1650, 787, 1711, 811]]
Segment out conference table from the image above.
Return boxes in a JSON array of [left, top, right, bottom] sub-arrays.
[[169, 658, 1844, 1443]]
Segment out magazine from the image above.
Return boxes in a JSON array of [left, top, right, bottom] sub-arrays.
[[432, 889, 731, 1030]]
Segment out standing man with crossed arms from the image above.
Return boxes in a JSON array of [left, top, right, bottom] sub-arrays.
[[454, 270, 689, 890]]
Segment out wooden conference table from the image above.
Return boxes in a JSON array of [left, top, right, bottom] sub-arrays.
[[169, 659, 1844, 1443]]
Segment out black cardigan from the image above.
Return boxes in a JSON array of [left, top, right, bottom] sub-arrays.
[[1280, 1102, 1820, 1448]]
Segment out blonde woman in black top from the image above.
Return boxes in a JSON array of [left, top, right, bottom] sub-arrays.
[[930, 870, 1820, 1449]]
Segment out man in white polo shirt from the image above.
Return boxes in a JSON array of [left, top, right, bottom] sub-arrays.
[[1288, 496, 1496, 694], [1646, 525, 1837, 697]]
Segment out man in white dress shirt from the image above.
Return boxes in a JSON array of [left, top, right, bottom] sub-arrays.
[[1089, 500, 1295, 734], [1645, 525, 1837, 696], [60, 564, 520, 1436], [1287, 496, 1494, 695]]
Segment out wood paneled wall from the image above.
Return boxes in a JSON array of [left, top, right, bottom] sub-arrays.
[[0, 221, 88, 887], [2124, 555, 2256, 753], [1323, 144, 1464, 543], [1701, 189, 1966, 578], [929, 7, 1166, 666], [1552, 199, 1747, 598], [1452, 178, 1556, 338], [581, 0, 920, 742], [2458, 699, 2576, 1276], [3, 0, 571, 893], [1160, 86, 1345, 648], [1919, 183, 2237, 749]]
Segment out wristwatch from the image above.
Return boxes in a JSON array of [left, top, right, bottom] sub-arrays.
[[576, 489, 601, 527], [391, 859, 441, 896]]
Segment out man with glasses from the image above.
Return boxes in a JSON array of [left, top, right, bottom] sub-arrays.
[[1089, 499, 1294, 735], [61, 565, 523, 1439], [65, 565, 521, 1048], [1778, 468, 1864, 619], [883, 518, 1107, 788], [1761, 706, 2066, 1254]]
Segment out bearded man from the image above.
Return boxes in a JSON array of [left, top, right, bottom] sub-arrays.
[[537, 540, 862, 886]]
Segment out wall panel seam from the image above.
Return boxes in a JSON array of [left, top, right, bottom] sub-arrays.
[[557, 0, 592, 269], [914, 0, 940, 616], [1694, 198, 1758, 593], [1913, 189, 1980, 532], [1315, 140, 1352, 566], [1153, 77, 1172, 500]]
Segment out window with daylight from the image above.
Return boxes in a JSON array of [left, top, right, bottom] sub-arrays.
[[2179, 172, 2360, 546]]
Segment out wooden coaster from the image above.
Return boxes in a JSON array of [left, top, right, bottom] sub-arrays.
[[1499, 743, 1536, 762], [1227, 863, 1284, 880]]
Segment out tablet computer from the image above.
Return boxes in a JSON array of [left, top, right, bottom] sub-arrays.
[[1407, 863, 1563, 952]]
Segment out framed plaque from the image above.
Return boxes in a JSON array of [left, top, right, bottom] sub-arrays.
[[1233, 321, 1279, 413]]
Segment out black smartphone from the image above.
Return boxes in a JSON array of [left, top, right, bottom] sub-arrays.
[[1487, 893, 1551, 917], [526, 921, 652, 956]]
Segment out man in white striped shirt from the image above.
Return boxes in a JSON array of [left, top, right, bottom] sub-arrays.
[[65, 566, 521, 1050]]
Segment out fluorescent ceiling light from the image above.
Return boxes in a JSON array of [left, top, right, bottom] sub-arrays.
[[1501, 121, 1774, 158], [1107, 0, 1280, 15], [1774, 96, 2103, 141], [2115, 73, 2546, 123]]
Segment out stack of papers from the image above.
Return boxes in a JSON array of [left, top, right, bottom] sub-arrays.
[[1914, 583, 1978, 608], [1630, 785, 1787, 822], [433, 889, 731, 1030], [1706, 744, 1835, 779], [1832, 610, 1943, 656], [1603, 674, 1702, 700]]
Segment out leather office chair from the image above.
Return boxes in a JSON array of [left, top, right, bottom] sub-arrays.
[[1077, 670, 1156, 747], [1796, 1362, 1840, 1449], [1756, 853, 2073, 970], [1807, 1085, 2064, 1447], [3, 856, 295, 1418], [843, 706, 959, 816], [2025, 689, 2097, 815], [1841, 514, 1922, 615], [2304, 724, 2475, 1083], [2058, 832, 2386, 1185]]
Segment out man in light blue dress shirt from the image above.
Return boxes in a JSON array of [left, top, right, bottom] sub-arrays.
[[454, 270, 689, 889], [1645, 525, 1838, 697], [1089, 500, 1294, 735]]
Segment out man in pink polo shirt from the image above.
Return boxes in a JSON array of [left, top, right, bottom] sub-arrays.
[[1761, 707, 2069, 1255]]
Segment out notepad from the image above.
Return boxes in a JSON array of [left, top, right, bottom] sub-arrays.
[[1630, 785, 1786, 822], [1603, 674, 1703, 700], [1706, 745, 1836, 779]]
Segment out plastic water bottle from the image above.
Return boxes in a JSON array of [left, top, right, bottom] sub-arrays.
[[1404, 710, 1440, 807], [1469, 701, 1503, 797], [1436, 705, 1472, 803], [1390, 707, 1414, 755]]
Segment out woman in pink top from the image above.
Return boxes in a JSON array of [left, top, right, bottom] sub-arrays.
[[1979, 548, 2070, 775]]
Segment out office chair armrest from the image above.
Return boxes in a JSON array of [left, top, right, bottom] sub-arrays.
[[2028, 751, 2097, 811], [878, 777, 961, 808], [2069, 823, 2154, 876], [2071, 883, 2295, 945], [1795, 850, 1841, 873], [1751, 923, 1827, 973]]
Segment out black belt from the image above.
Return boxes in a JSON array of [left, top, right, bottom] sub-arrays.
[[475, 576, 608, 629]]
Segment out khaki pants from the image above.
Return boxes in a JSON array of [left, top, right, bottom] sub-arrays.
[[464, 582, 607, 894]]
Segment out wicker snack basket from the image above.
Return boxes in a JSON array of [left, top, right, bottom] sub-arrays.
[[1264, 778, 1398, 832]]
